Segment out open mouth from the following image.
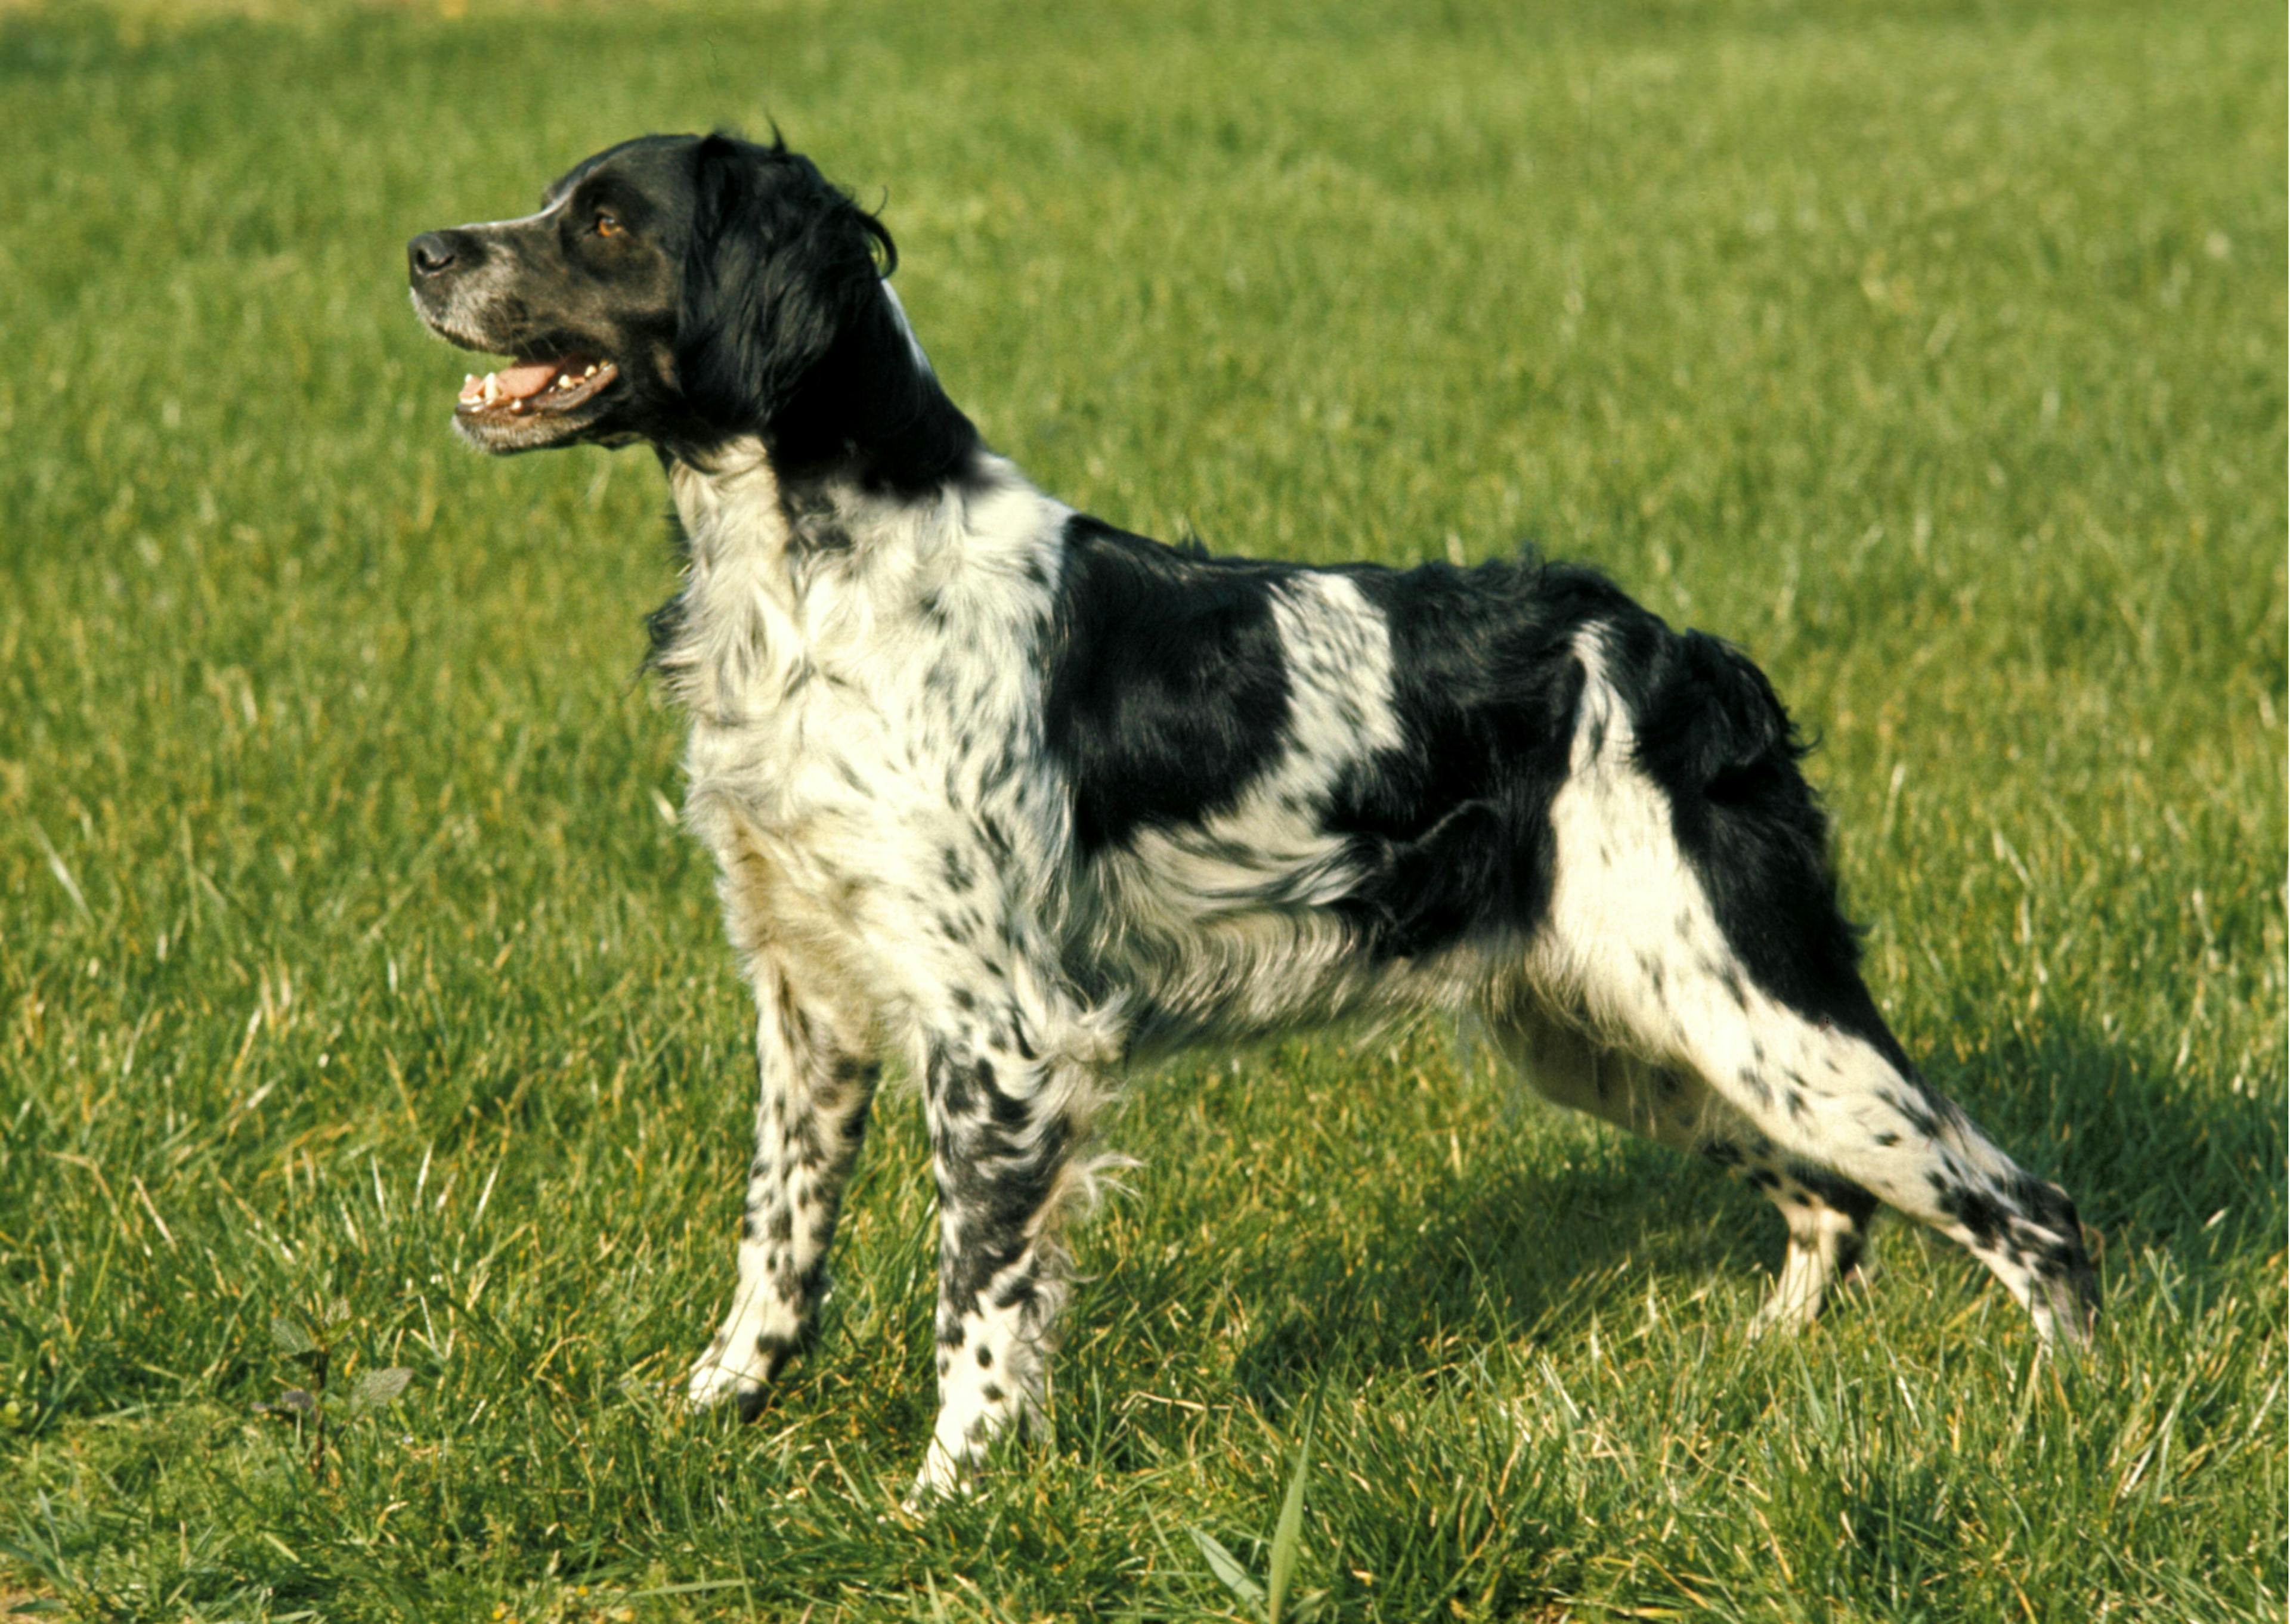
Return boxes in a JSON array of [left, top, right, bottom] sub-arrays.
[[455, 354, 620, 422]]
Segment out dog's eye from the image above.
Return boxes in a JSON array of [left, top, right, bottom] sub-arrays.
[[595, 212, 623, 238]]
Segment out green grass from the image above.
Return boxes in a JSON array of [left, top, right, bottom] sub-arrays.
[[1, 0, 2282, 1617]]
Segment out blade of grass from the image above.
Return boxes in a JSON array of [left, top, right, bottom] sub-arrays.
[[1189, 1527, 1264, 1611], [1266, 1412, 1315, 1624]]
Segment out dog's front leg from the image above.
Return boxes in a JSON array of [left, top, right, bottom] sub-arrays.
[[911, 1006, 1107, 1502], [688, 957, 879, 1417]]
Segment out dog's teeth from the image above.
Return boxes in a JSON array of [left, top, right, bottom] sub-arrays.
[[507, 398, 524, 414], [480, 373, 502, 405], [583, 362, 598, 377]]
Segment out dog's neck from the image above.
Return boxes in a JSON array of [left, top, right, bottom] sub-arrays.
[[652, 278, 1056, 712], [661, 432, 976, 584], [663, 431, 1037, 575], [655, 430, 1058, 728], [746, 278, 982, 497], [654, 439, 822, 726], [664, 436, 790, 572], [659, 277, 1004, 578]]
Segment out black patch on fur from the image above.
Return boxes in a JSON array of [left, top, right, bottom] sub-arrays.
[[1936, 1181, 2012, 1251], [784, 485, 855, 554], [1612, 619, 1911, 1068], [643, 506, 695, 672], [1326, 559, 1628, 957], [927, 1046, 1071, 1327], [1042, 515, 1293, 856], [1883, 1089, 1942, 1141], [1783, 1160, 1880, 1225], [2006, 1173, 2100, 1313]]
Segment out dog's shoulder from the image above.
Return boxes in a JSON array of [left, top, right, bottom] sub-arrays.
[[1040, 514, 1301, 856]]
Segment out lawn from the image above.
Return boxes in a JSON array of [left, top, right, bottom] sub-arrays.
[[0, 0, 2282, 1617]]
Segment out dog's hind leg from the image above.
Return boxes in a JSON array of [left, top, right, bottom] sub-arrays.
[[1532, 628, 2099, 1346], [1497, 1011, 1879, 1330], [1653, 988, 2091, 1346], [687, 956, 879, 1416]]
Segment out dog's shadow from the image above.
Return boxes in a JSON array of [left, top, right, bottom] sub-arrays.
[[1127, 1017, 2285, 1406], [1214, 1142, 1762, 1406]]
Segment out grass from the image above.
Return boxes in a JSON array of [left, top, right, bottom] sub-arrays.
[[0, 0, 2282, 1617]]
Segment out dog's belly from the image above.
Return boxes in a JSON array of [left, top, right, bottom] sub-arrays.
[[1059, 835, 1486, 1053]]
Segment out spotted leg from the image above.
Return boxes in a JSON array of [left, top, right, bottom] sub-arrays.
[[905, 977, 1112, 1503], [1532, 641, 2099, 1346], [688, 958, 879, 1415], [1497, 1010, 1879, 1331]]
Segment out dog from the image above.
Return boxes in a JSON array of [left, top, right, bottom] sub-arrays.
[[408, 132, 2098, 1499]]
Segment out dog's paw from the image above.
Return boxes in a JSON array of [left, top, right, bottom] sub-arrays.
[[685, 1337, 775, 1421], [1749, 1253, 1876, 1338], [2029, 1270, 2102, 1360], [900, 1442, 976, 1514], [1746, 1293, 1817, 1338]]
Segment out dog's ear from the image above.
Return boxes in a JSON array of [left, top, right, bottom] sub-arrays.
[[677, 134, 893, 432]]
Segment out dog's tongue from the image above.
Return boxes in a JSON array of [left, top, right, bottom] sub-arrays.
[[493, 360, 561, 399]]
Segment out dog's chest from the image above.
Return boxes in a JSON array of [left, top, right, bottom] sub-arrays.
[[674, 572, 905, 832], [669, 502, 940, 828], [658, 452, 1059, 945]]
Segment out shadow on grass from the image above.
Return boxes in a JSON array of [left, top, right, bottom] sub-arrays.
[[1218, 1149, 1763, 1406], [1211, 1018, 2283, 1405]]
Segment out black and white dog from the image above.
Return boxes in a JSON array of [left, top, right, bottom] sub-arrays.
[[409, 133, 2097, 1498]]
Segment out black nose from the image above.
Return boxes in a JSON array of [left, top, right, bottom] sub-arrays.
[[408, 232, 459, 278]]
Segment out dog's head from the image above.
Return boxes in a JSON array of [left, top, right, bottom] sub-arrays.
[[409, 132, 951, 470]]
